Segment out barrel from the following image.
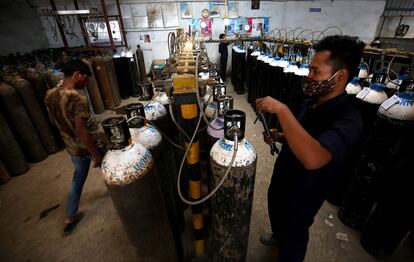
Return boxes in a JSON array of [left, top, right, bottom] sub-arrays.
[[0, 83, 47, 162]]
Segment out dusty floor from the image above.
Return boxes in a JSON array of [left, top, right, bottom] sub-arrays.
[[1, 86, 413, 262]]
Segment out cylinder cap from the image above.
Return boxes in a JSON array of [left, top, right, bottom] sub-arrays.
[[224, 109, 246, 141]]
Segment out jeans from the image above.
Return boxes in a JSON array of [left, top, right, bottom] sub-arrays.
[[67, 155, 91, 219]]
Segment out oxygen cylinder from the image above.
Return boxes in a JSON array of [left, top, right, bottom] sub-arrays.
[[205, 83, 226, 120], [355, 70, 389, 138], [358, 62, 369, 79], [360, 87, 414, 257], [279, 60, 295, 106], [126, 103, 184, 261], [231, 46, 237, 86], [210, 109, 257, 261], [113, 52, 132, 99], [275, 57, 289, 104], [207, 95, 234, 147], [246, 44, 255, 90], [256, 53, 267, 100], [154, 91, 169, 107], [101, 136, 177, 261], [101, 116, 131, 149], [128, 50, 142, 97], [338, 72, 393, 229], [139, 82, 154, 101], [103, 56, 121, 105], [234, 48, 246, 95], [0, 160, 12, 184], [261, 55, 273, 99], [23, 69, 65, 147], [0, 83, 47, 162], [248, 50, 260, 106], [82, 58, 105, 114], [92, 56, 116, 110], [291, 63, 308, 116], [265, 57, 281, 128], [346, 77, 363, 98], [23, 69, 50, 115], [0, 111, 29, 175], [10, 76, 58, 154], [136, 45, 147, 82]]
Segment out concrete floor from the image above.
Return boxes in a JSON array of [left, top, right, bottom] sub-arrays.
[[1, 86, 413, 262]]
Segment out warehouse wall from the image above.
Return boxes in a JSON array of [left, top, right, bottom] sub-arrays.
[[1, 0, 386, 73], [0, 0, 50, 55], [122, 0, 387, 73]]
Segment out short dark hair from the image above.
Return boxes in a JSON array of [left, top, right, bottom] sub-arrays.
[[313, 35, 365, 82], [61, 59, 92, 78], [219, 34, 225, 39]]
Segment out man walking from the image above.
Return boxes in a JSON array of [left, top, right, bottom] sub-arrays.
[[45, 59, 102, 235]]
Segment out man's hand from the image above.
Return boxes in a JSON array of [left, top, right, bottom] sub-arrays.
[[256, 96, 286, 114], [91, 153, 102, 168], [263, 129, 283, 144]]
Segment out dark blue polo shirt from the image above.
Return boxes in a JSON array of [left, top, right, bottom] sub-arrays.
[[270, 92, 363, 262], [274, 92, 363, 182]]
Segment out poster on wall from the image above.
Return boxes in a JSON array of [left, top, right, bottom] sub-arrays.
[[139, 33, 152, 50], [180, 2, 192, 19], [208, 2, 221, 18], [200, 18, 212, 36], [228, 3, 239, 18], [234, 17, 248, 34], [146, 4, 163, 28], [250, 17, 269, 36], [225, 19, 236, 37], [162, 3, 179, 27], [188, 18, 201, 35]]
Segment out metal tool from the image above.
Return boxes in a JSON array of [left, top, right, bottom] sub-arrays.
[[254, 110, 279, 155]]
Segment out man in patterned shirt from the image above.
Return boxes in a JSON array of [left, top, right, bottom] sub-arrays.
[[45, 59, 102, 235]]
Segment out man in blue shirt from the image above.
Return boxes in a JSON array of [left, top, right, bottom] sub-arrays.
[[256, 35, 365, 261]]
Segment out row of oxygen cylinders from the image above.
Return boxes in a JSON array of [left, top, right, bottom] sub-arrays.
[[241, 45, 310, 130], [0, 72, 65, 177], [339, 67, 414, 257], [99, 78, 257, 261], [0, 47, 148, 177]]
